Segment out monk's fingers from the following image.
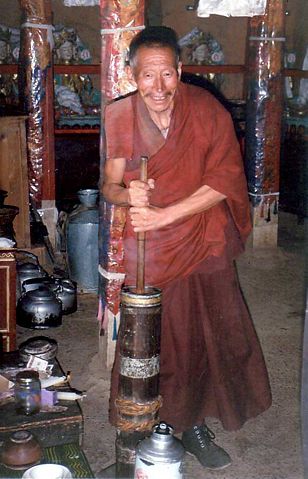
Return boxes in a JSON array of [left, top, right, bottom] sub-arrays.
[[129, 179, 151, 191], [128, 189, 151, 207], [148, 179, 155, 189], [129, 207, 148, 221], [129, 207, 164, 231]]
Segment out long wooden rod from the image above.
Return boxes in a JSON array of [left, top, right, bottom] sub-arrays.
[[136, 156, 148, 294]]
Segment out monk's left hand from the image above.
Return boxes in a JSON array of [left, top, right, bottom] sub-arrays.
[[129, 205, 171, 232]]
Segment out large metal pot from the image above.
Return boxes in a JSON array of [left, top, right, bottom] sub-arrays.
[[22, 277, 77, 315], [17, 286, 62, 329]]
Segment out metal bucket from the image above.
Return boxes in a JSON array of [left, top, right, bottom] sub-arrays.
[[66, 206, 99, 292]]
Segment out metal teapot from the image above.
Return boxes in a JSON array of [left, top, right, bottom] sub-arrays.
[[16, 251, 48, 300], [22, 277, 77, 315], [17, 286, 62, 329], [54, 278, 77, 315]]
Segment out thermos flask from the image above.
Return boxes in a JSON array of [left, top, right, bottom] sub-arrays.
[[134, 422, 185, 479]]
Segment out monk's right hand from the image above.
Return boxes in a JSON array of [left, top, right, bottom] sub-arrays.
[[127, 179, 154, 207]]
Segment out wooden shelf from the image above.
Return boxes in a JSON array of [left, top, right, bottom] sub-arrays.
[[0, 64, 18, 74], [284, 68, 308, 78], [183, 64, 246, 74], [54, 64, 100, 74], [55, 128, 99, 134]]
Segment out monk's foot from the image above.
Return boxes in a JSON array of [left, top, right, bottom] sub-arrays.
[[182, 423, 231, 470]]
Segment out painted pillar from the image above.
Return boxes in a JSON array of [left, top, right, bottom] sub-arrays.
[[245, 0, 286, 247], [18, 0, 56, 243], [99, 2, 146, 477], [99, 0, 144, 367]]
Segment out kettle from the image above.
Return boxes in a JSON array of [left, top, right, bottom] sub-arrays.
[[16, 251, 48, 300], [17, 286, 62, 329], [22, 277, 77, 315]]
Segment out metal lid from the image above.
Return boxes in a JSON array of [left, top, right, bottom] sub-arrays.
[[19, 336, 58, 362], [10, 431, 34, 444], [15, 370, 40, 384], [26, 286, 58, 301], [17, 262, 41, 273]]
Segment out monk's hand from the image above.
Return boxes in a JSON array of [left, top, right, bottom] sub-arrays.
[[127, 179, 155, 207], [129, 205, 170, 232]]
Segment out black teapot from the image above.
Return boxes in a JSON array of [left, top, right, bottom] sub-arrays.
[[22, 277, 77, 315], [17, 286, 62, 329], [16, 251, 48, 300]]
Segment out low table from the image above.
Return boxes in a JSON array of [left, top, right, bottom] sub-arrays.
[[0, 352, 83, 447], [0, 442, 95, 478]]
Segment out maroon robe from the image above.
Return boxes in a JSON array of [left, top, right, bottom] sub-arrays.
[[105, 82, 271, 432]]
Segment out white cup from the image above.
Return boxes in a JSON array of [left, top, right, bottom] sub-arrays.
[[22, 464, 71, 479]]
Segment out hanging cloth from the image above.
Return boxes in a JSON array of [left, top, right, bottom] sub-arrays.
[[197, 0, 266, 17]]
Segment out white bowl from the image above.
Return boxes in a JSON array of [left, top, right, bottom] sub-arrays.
[[22, 463, 72, 479]]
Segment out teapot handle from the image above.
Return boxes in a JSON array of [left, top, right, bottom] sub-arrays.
[[15, 249, 39, 265], [54, 279, 63, 294]]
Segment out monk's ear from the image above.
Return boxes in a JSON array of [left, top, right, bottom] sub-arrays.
[[125, 65, 137, 88], [177, 61, 182, 80]]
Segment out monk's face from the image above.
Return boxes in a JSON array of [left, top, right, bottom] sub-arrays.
[[128, 46, 182, 115]]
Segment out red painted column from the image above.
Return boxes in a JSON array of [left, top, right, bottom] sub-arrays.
[[245, 0, 286, 246], [18, 0, 55, 207]]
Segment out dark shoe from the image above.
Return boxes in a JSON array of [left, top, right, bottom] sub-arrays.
[[182, 423, 231, 470]]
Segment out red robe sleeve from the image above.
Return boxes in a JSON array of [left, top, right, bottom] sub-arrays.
[[196, 91, 252, 242]]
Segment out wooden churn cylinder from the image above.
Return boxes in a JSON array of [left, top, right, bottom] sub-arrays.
[[115, 286, 162, 478], [114, 155, 162, 478]]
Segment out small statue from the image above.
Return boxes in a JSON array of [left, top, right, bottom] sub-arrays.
[[53, 25, 100, 122], [186, 29, 225, 90], [0, 27, 13, 64], [55, 34, 78, 64], [0, 27, 19, 109]]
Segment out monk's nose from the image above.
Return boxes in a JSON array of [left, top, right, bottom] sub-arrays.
[[154, 75, 163, 91]]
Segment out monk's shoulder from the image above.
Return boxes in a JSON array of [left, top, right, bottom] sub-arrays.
[[105, 93, 135, 121], [185, 83, 229, 119]]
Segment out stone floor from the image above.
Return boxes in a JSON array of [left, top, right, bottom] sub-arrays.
[[16, 212, 306, 479]]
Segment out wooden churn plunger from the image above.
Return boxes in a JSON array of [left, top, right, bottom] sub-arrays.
[[115, 156, 163, 478]]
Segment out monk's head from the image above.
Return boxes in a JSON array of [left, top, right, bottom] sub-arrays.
[[128, 26, 181, 69], [126, 26, 182, 115]]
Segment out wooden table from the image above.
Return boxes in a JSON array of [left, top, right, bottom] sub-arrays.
[[0, 353, 83, 448], [0, 442, 94, 478]]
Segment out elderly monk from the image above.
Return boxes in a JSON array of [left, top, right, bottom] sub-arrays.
[[102, 26, 271, 470]]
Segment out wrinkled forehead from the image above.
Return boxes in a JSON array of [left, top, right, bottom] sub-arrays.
[[131, 45, 179, 70]]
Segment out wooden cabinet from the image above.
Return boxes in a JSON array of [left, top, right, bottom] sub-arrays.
[[0, 117, 31, 249], [0, 250, 16, 352]]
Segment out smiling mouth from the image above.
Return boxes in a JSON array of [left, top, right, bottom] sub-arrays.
[[151, 95, 171, 101]]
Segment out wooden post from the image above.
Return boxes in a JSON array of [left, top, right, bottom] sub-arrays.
[[18, 0, 56, 246], [99, 0, 145, 368], [245, 0, 286, 247], [136, 156, 148, 294]]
